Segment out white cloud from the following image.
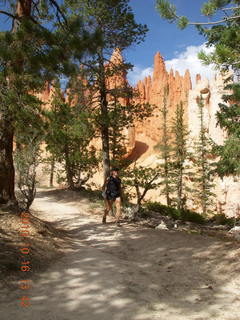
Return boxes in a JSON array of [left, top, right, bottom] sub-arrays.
[[128, 66, 153, 85], [165, 43, 215, 86], [127, 43, 216, 87]]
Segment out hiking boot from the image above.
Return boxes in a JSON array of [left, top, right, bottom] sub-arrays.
[[102, 216, 107, 224]]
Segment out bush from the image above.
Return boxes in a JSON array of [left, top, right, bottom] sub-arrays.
[[180, 209, 205, 224], [15, 141, 40, 210], [209, 213, 236, 227], [145, 201, 206, 224]]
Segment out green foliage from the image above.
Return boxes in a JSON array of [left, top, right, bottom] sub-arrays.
[[191, 97, 216, 215], [180, 209, 206, 224], [178, 16, 189, 30], [45, 84, 99, 189], [107, 93, 153, 168], [170, 102, 190, 210], [156, 0, 240, 70], [122, 163, 161, 218], [155, 86, 172, 206], [209, 213, 235, 226], [66, 0, 149, 179], [214, 82, 240, 176], [0, 0, 101, 203], [155, 0, 177, 22], [156, 92, 190, 210], [15, 135, 42, 210], [145, 201, 206, 224], [156, 0, 240, 180], [69, 0, 148, 50]]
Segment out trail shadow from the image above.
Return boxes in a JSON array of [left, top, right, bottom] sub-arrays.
[[1, 189, 239, 320]]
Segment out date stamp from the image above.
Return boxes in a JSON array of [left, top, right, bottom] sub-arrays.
[[19, 212, 32, 307]]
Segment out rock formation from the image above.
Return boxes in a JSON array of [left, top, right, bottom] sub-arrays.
[[187, 72, 240, 218], [133, 52, 192, 155]]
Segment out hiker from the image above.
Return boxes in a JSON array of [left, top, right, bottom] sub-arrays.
[[102, 167, 122, 225]]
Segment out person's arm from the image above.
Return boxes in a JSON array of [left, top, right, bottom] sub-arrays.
[[120, 180, 124, 199]]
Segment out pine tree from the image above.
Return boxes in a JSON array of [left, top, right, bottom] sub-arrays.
[[192, 97, 216, 215], [0, 0, 100, 205], [122, 163, 161, 219], [155, 86, 172, 206], [171, 102, 190, 210], [108, 89, 153, 168], [67, 0, 148, 180], [45, 83, 99, 190], [215, 82, 240, 177]]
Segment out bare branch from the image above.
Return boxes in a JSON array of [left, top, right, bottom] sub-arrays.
[[187, 15, 240, 26], [223, 7, 240, 11], [48, 0, 68, 27], [0, 10, 17, 20]]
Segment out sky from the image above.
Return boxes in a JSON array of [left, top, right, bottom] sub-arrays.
[[126, 0, 216, 86]]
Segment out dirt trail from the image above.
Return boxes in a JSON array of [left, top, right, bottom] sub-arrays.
[[1, 189, 240, 320]]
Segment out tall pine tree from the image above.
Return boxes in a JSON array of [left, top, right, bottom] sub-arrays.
[[66, 0, 148, 180], [171, 102, 190, 210], [155, 86, 172, 206], [192, 97, 216, 215]]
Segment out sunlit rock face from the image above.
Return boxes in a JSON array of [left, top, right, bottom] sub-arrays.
[[187, 72, 240, 218], [132, 52, 192, 156]]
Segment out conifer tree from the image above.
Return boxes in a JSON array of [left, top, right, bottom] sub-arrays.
[[171, 102, 190, 210], [155, 86, 172, 206], [215, 82, 240, 177], [122, 163, 161, 219], [67, 0, 148, 180], [108, 90, 153, 168], [45, 84, 98, 190], [0, 0, 100, 204], [192, 97, 216, 215]]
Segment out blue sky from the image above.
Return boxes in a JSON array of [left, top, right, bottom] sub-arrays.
[[126, 0, 216, 85]]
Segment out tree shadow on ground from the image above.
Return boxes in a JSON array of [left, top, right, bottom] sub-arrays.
[[1, 189, 239, 320]]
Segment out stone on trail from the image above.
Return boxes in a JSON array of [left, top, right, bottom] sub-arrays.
[[229, 226, 240, 240], [155, 221, 169, 230]]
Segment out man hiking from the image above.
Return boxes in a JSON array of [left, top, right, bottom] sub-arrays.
[[102, 167, 122, 225]]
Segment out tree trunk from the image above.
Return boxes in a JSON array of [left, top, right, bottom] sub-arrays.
[[177, 166, 183, 210], [0, 125, 15, 203], [0, 0, 32, 205], [164, 162, 171, 207], [64, 145, 75, 190], [98, 50, 110, 181], [49, 158, 55, 187]]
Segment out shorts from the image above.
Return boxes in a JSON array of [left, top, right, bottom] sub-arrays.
[[106, 192, 121, 201]]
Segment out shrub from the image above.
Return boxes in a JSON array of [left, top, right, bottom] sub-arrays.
[[15, 141, 40, 210], [180, 209, 205, 224], [209, 213, 236, 227], [145, 201, 206, 224]]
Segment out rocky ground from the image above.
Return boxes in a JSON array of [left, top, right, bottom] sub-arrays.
[[0, 188, 239, 320]]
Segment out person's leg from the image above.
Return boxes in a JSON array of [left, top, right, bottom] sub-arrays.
[[115, 197, 121, 223], [102, 199, 113, 223]]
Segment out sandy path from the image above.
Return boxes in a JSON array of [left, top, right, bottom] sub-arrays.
[[1, 189, 240, 320]]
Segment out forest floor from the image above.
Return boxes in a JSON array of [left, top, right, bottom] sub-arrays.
[[0, 188, 240, 320]]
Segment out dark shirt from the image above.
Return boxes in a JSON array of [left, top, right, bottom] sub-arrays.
[[106, 176, 121, 195]]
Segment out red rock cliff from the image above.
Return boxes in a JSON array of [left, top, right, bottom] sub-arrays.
[[133, 52, 192, 155]]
